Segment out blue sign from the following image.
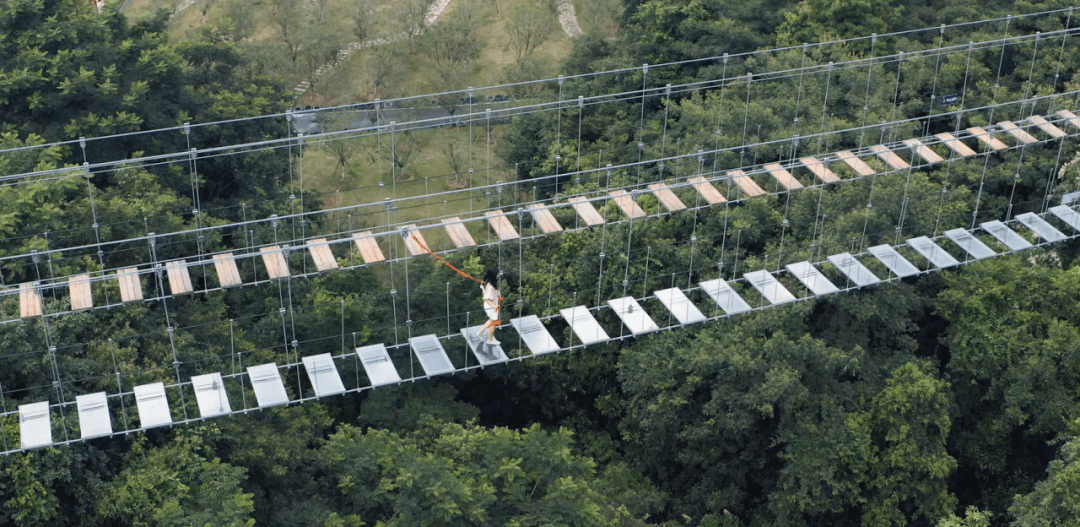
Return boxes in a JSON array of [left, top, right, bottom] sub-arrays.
[[940, 94, 959, 106]]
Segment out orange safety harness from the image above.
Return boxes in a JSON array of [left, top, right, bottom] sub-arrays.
[[410, 234, 504, 314]]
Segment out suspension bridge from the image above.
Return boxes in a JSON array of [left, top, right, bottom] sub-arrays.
[[1, 9, 1079, 453]]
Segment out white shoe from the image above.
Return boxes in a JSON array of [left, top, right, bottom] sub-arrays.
[[487, 336, 500, 346]]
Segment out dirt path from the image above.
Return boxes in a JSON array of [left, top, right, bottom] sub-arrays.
[[173, 0, 197, 16], [556, 0, 583, 38]]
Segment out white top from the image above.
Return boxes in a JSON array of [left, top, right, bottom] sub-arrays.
[[481, 283, 499, 307]]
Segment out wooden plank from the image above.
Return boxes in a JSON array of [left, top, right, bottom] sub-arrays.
[[164, 260, 193, 294], [869, 144, 910, 170], [1028, 115, 1067, 139], [116, 267, 143, 302], [69, 274, 92, 311], [934, 132, 977, 157], [798, 157, 840, 183], [836, 150, 875, 176], [902, 138, 944, 164], [351, 232, 386, 263], [967, 126, 1008, 150], [608, 190, 647, 218], [403, 224, 430, 255], [998, 120, 1038, 144], [646, 183, 687, 211], [729, 170, 766, 198], [688, 176, 727, 203], [19, 282, 42, 318], [305, 238, 338, 271], [484, 212, 520, 240], [567, 197, 606, 226], [763, 163, 803, 190], [1055, 109, 1080, 129], [212, 253, 243, 287], [259, 246, 290, 279], [526, 204, 564, 233], [441, 218, 477, 248]]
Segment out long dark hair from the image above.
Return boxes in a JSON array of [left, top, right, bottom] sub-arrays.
[[482, 268, 499, 288]]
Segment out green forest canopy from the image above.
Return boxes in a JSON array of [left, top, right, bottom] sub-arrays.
[[2, 0, 1080, 526]]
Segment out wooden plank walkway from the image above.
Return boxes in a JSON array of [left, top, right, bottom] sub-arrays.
[[19, 282, 42, 318], [441, 218, 477, 247], [1027, 115, 1066, 139], [212, 253, 243, 287], [836, 150, 875, 176], [568, 197, 606, 226], [998, 120, 1038, 144], [526, 204, 563, 233], [935, 133, 977, 157], [1056, 110, 1080, 129], [967, 126, 1008, 150], [647, 183, 687, 211], [798, 157, 840, 183], [870, 144, 910, 170], [116, 267, 143, 302], [305, 239, 338, 271], [352, 232, 386, 263], [688, 176, 727, 203], [609, 190, 647, 218], [484, 212, 520, 240], [165, 260, 193, 294], [730, 170, 766, 198], [69, 274, 92, 311], [259, 246, 290, 279], [403, 225, 430, 255], [763, 163, 803, 190], [902, 138, 944, 164]]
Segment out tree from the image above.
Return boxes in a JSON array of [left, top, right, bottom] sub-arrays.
[[384, 128, 419, 180], [506, 5, 553, 62], [1009, 422, 1080, 527], [421, 0, 479, 71], [95, 433, 255, 527], [394, 0, 431, 51], [364, 46, 403, 100], [353, 0, 378, 43], [428, 66, 468, 116], [221, 0, 257, 42], [269, 0, 306, 73], [776, 0, 902, 48], [298, 23, 347, 95], [862, 361, 957, 527], [442, 138, 467, 185], [320, 421, 640, 525]]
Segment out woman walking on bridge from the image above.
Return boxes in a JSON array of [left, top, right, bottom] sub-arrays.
[[477, 269, 501, 345]]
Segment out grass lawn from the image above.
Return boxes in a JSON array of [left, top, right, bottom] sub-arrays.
[[299, 123, 523, 251], [119, 0, 620, 232], [116, 0, 177, 20], [306, 0, 575, 106]]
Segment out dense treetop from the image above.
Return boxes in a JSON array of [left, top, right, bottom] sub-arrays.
[[1, 0, 1080, 525]]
